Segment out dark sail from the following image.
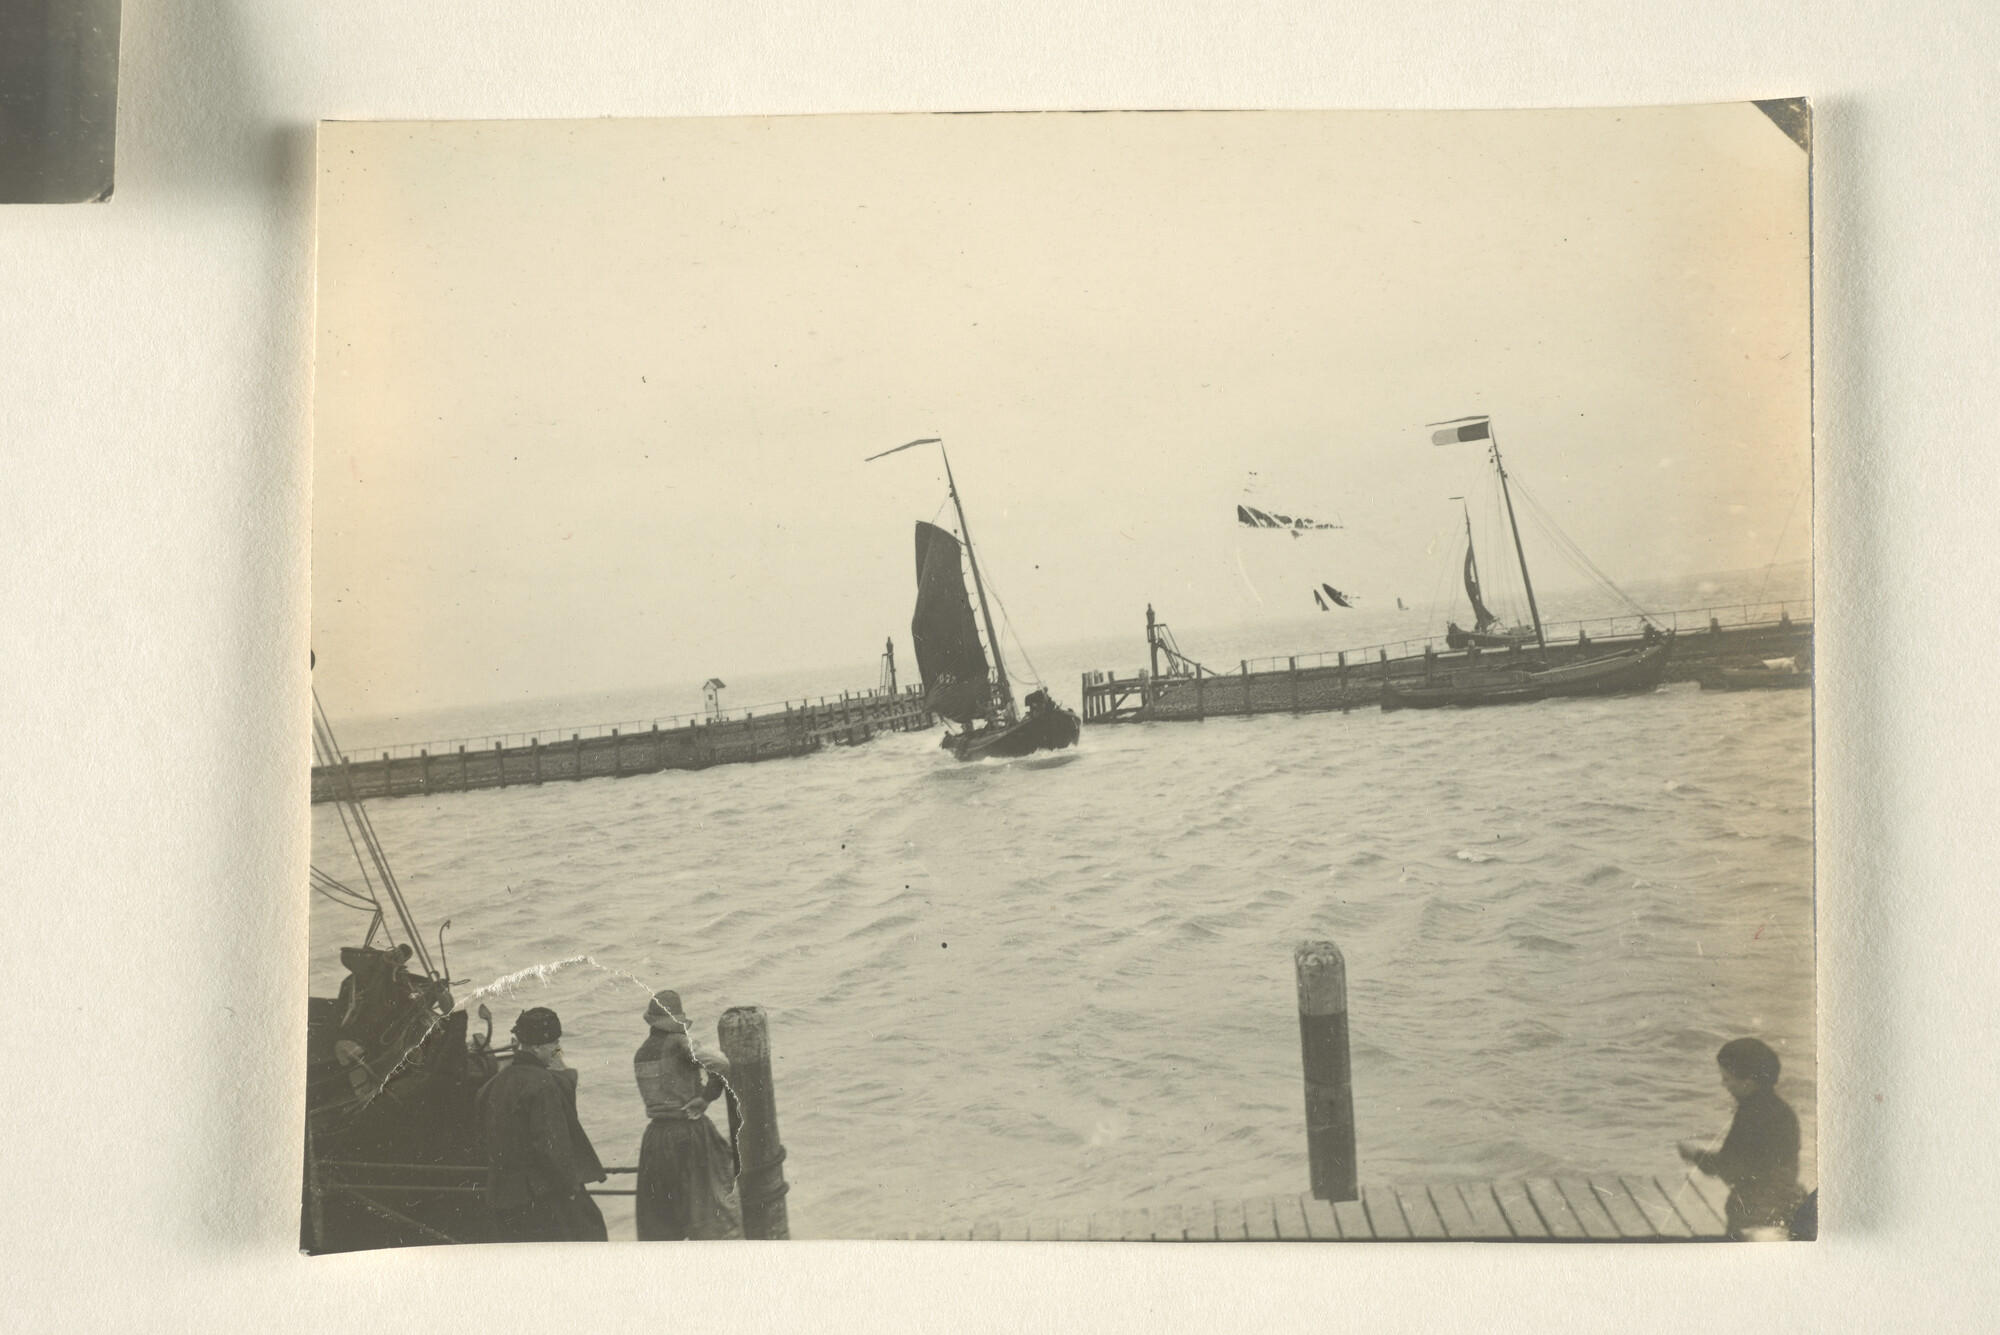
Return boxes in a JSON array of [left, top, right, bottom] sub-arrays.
[[1463, 540, 1499, 632], [912, 522, 993, 723]]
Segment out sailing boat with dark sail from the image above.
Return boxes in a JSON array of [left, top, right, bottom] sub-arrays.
[[1382, 416, 1673, 711], [1445, 499, 1537, 650], [871, 437, 1081, 761]]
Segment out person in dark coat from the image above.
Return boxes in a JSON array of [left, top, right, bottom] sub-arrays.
[[545, 1039, 611, 1241], [633, 990, 743, 1241], [476, 1006, 608, 1242], [1678, 1037, 1808, 1239]]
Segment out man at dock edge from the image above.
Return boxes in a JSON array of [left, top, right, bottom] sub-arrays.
[[476, 1006, 610, 1242], [633, 990, 744, 1240], [1677, 1037, 1809, 1239]]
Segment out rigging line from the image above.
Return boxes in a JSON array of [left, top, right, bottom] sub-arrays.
[[979, 565, 1044, 688], [312, 690, 438, 979], [315, 714, 390, 936], [310, 865, 371, 895], [351, 796, 433, 977], [312, 882, 381, 913], [313, 712, 392, 913], [1756, 480, 1808, 602], [1507, 473, 1655, 621], [324, 734, 415, 947], [311, 866, 381, 909], [1520, 502, 1649, 622], [1428, 523, 1458, 630], [327, 784, 398, 948]]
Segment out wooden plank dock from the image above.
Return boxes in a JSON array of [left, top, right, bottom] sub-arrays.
[[311, 686, 935, 804], [1082, 602, 1812, 724], [887, 1173, 1737, 1241]]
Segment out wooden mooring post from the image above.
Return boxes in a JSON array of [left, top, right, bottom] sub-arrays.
[[1295, 941, 1358, 1202], [718, 1006, 790, 1240]]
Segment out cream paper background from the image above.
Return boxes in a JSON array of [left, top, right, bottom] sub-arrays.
[[1, 1, 1989, 1330]]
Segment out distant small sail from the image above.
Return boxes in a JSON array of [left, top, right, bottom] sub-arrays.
[[1397, 597, 1408, 611], [1313, 588, 1328, 611], [1321, 583, 1355, 609]]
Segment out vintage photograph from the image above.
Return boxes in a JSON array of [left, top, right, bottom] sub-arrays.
[[306, 105, 1813, 1247]]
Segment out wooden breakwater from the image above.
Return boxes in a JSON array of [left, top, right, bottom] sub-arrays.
[[311, 685, 935, 804], [1083, 602, 1812, 724]]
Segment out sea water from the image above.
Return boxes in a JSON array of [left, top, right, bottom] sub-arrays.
[[310, 568, 1814, 1239]]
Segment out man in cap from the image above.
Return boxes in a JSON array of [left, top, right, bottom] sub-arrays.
[[633, 989, 744, 1240], [1677, 1036, 1808, 1239], [476, 1006, 608, 1242]]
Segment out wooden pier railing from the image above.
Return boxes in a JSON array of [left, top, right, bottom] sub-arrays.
[[312, 685, 935, 804], [1083, 603, 1812, 724]]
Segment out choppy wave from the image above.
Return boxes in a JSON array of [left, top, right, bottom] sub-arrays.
[[312, 683, 1814, 1238]]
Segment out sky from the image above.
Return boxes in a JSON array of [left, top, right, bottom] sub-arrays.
[[313, 107, 1810, 717]]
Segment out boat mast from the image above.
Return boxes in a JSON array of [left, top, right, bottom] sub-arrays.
[[1487, 426, 1548, 654], [939, 443, 1017, 724]]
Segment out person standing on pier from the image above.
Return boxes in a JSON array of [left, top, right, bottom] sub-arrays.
[[1677, 1037, 1807, 1239], [633, 989, 744, 1240], [476, 1006, 609, 1242]]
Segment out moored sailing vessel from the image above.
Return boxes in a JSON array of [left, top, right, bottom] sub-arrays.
[[1383, 416, 1674, 711], [870, 437, 1081, 761]]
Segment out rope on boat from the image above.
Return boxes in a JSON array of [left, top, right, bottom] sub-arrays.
[[1506, 471, 1659, 626], [943, 501, 1047, 698], [312, 686, 440, 982], [1756, 480, 1807, 602], [972, 559, 1046, 691], [310, 866, 378, 913]]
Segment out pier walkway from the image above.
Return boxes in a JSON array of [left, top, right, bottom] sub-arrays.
[[311, 685, 935, 804], [1083, 601, 1811, 724], [890, 1172, 1736, 1241]]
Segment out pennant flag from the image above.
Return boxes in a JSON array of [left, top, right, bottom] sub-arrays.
[[1429, 417, 1491, 446], [1238, 503, 1341, 531], [1322, 583, 1355, 609], [1313, 589, 1328, 611]]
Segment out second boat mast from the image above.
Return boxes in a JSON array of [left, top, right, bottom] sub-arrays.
[[1488, 425, 1548, 654]]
